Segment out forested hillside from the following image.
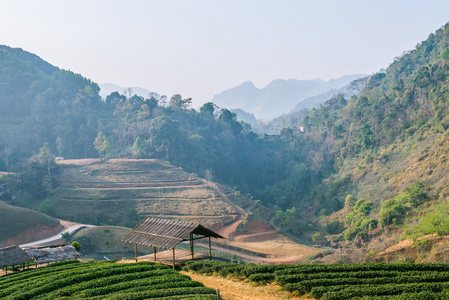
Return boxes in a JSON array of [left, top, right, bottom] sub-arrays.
[[0, 45, 110, 160], [276, 22, 449, 248], [2, 22, 449, 254]]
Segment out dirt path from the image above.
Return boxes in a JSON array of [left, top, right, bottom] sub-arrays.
[[194, 241, 305, 264], [219, 215, 244, 239], [182, 271, 309, 300]]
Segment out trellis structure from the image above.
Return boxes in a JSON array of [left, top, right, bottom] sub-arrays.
[[121, 217, 224, 268]]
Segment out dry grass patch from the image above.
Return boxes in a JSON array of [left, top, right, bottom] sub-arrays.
[[182, 271, 308, 300]]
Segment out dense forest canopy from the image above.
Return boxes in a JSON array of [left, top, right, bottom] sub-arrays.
[[2, 22, 449, 242]]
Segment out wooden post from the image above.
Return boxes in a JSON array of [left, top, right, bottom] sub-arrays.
[[153, 246, 157, 261], [190, 233, 194, 260], [209, 236, 212, 260], [216, 288, 221, 300], [135, 244, 138, 262], [172, 248, 176, 270]]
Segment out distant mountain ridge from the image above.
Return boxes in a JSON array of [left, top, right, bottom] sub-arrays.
[[99, 83, 158, 99], [211, 74, 366, 119]]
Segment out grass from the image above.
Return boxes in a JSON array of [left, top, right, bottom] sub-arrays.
[[70, 226, 131, 254], [0, 201, 59, 243], [50, 159, 241, 227]]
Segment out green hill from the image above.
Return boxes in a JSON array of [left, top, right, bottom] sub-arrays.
[[0, 201, 59, 246]]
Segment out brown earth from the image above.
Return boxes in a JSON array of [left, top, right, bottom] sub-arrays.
[[230, 221, 286, 243], [0, 222, 63, 248], [212, 220, 317, 264], [182, 271, 311, 300]]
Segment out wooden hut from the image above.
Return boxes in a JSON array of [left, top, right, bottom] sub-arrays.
[[121, 217, 224, 268], [0, 245, 33, 274], [25, 244, 80, 264]]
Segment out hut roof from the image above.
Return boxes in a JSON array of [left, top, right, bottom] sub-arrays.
[[0, 245, 32, 267], [25, 245, 80, 264], [121, 217, 224, 249]]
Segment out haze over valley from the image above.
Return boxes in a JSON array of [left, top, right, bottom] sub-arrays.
[[3, 2, 449, 298]]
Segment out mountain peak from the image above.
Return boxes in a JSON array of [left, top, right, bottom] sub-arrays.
[[211, 75, 366, 119]]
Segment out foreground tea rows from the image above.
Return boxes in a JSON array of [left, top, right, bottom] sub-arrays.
[[0, 260, 216, 299], [183, 261, 449, 299]]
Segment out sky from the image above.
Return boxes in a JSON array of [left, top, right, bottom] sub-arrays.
[[1, 0, 449, 107]]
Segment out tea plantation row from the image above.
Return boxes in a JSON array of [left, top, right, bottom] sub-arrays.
[[183, 261, 449, 299], [0, 260, 216, 299]]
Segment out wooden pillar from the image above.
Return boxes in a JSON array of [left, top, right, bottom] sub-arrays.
[[190, 233, 194, 260], [172, 248, 176, 270], [209, 236, 212, 260], [153, 246, 157, 261], [135, 244, 138, 262]]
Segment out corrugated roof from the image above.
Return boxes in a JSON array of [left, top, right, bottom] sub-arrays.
[[25, 245, 80, 264], [0, 245, 32, 267], [121, 217, 223, 249]]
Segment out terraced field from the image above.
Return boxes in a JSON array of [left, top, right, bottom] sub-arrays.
[[0, 260, 216, 299], [52, 159, 240, 226]]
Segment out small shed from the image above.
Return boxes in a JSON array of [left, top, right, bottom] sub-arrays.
[[0, 245, 33, 274], [121, 217, 224, 268], [25, 244, 80, 264]]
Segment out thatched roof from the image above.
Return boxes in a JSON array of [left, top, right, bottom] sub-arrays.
[[0, 245, 32, 267], [25, 245, 80, 264], [121, 217, 223, 249]]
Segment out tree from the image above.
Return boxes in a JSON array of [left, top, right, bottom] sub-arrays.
[[205, 168, 214, 190], [348, 76, 370, 93], [132, 137, 144, 158], [280, 127, 293, 139], [105, 91, 126, 105], [0, 147, 13, 174], [169, 94, 192, 109], [37, 143, 56, 179], [200, 102, 217, 117], [93, 132, 110, 159], [378, 198, 406, 228], [56, 137, 63, 157], [71, 241, 82, 251], [344, 195, 356, 208], [405, 182, 428, 207], [148, 115, 180, 161]]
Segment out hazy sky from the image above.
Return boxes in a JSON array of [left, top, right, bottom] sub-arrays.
[[1, 0, 449, 106]]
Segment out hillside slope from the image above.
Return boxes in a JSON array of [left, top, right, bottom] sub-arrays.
[[0, 45, 109, 160], [283, 22, 449, 260], [0, 201, 61, 247], [52, 159, 259, 227]]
